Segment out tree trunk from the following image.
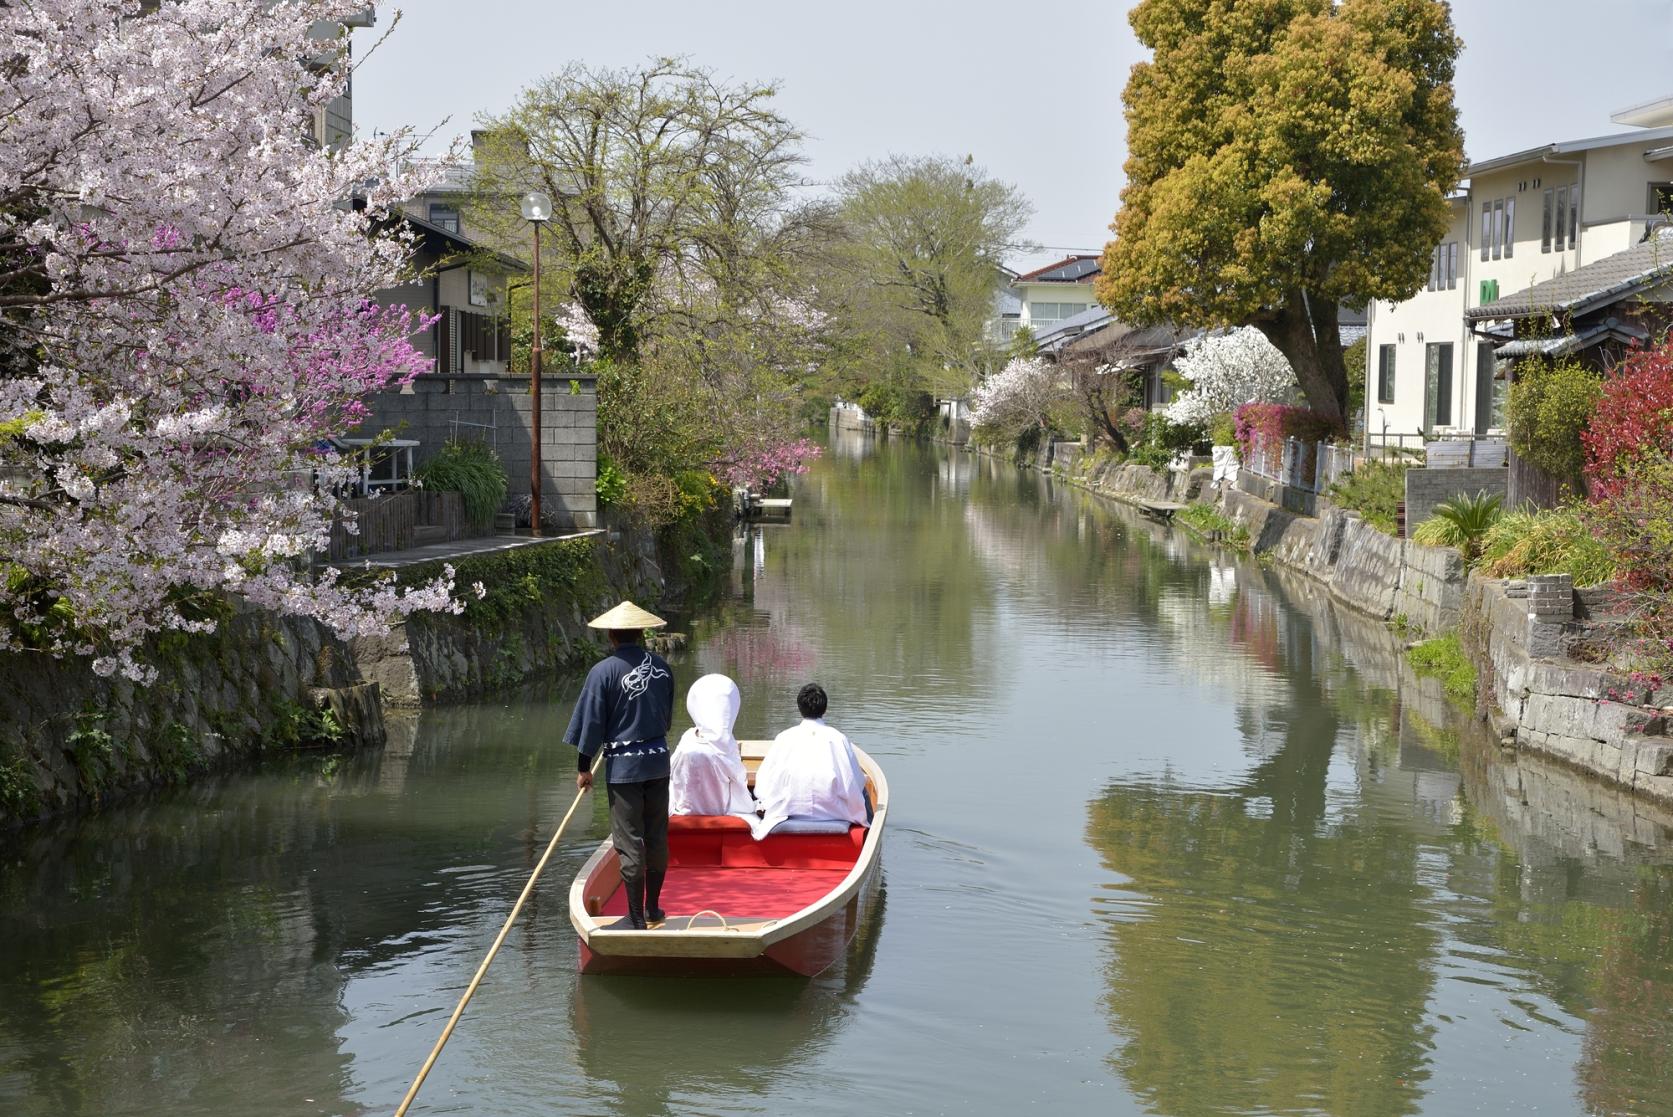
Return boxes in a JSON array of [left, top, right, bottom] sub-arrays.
[[1255, 290, 1348, 433]]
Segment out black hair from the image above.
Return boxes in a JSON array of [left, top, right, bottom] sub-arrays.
[[796, 682, 828, 719], [607, 628, 642, 646]]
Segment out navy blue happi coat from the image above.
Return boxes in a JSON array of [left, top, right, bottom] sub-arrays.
[[564, 644, 675, 783]]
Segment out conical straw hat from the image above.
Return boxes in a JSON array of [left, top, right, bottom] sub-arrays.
[[587, 600, 667, 630]]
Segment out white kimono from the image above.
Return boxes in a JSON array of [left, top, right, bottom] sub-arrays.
[[669, 674, 755, 818], [750, 717, 869, 839]]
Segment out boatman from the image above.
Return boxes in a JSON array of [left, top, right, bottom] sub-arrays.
[[565, 601, 676, 929]]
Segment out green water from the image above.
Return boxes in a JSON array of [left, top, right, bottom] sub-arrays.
[[3, 434, 1673, 1116]]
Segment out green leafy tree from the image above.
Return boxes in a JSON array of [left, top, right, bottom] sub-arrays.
[[824, 154, 1031, 399], [1097, 0, 1464, 430], [471, 57, 810, 362]]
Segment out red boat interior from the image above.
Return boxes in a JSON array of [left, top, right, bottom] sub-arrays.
[[587, 814, 865, 924]]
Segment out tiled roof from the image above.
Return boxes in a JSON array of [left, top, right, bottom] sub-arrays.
[[1011, 254, 1101, 284], [1465, 227, 1673, 321]]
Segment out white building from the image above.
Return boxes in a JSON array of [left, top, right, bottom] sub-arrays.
[[992, 254, 1102, 338], [1364, 100, 1673, 444]]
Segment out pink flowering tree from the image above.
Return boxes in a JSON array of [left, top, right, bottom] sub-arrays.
[[0, 1, 459, 680], [719, 437, 823, 491]]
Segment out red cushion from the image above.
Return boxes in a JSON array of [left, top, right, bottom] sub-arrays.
[[668, 813, 754, 833]]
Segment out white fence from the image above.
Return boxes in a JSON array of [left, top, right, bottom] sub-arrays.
[[1243, 433, 1507, 496]]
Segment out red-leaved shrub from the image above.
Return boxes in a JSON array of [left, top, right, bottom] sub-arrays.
[[1583, 342, 1673, 500], [1232, 403, 1338, 472]]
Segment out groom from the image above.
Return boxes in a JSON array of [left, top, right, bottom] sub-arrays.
[[565, 601, 676, 929]]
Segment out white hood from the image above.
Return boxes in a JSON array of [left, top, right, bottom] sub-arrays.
[[670, 674, 755, 818]]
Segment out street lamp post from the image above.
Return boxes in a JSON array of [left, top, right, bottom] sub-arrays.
[[520, 191, 552, 537]]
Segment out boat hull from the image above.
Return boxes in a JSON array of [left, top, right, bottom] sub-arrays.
[[577, 859, 879, 977], [569, 741, 889, 979]]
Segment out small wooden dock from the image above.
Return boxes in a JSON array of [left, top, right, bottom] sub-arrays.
[[1135, 500, 1187, 522], [733, 488, 792, 521]]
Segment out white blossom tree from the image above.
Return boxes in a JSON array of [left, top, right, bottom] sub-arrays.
[[0, 0, 459, 680], [970, 356, 1065, 445], [1163, 328, 1297, 426]]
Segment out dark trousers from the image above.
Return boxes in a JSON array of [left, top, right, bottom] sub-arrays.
[[607, 777, 669, 884]]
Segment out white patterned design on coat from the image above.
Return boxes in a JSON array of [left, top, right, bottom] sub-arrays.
[[620, 653, 670, 700]]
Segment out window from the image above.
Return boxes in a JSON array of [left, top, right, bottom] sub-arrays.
[[1481, 203, 1492, 261], [1427, 248, 1439, 291], [1492, 200, 1505, 260], [1030, 302, 1089, 326], [1474, 341, 1503, 434], [1425, 342, 1454, 430], [1653, 183, 1673, 216], [1448, 241, 1458, 289], [1503, 197, 1515, 259], [1554, 188, 1568, 252], [1377, 344, 1396, 404], [1568, 184, 1580, 248], [429, 203, 460, 233], [1542, 189, 1553, 252]]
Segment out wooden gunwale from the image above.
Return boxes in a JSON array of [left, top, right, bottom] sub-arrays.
[[567, 740, 888, 960]]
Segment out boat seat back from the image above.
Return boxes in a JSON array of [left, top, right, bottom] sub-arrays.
[[668, 814, 864, 870]]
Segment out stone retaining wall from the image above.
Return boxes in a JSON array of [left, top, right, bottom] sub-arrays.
[[1, 527, 668, 830], [1467, 576, 1673, 807], [0, 608, 380, 828]]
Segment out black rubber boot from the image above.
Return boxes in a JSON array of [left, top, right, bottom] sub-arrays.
[[645, 869, 667, 928], [624, 876, 648, 930]]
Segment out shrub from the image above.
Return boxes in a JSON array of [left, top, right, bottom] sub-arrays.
[[414, 439, 508, 528], [1232, 402, 1338, 471], [1410, 491, 1502, 562], [1585, 451, 1673, 592], [1506, 358, 1600, 492], [1328, 461, 1408, 535], [1583, 341, 1673, 501], [1207, 413, 1236, 447], [1479, 505, 1615, 586]]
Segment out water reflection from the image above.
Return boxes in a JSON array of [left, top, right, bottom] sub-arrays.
[[8, 436, 1673, 1116]]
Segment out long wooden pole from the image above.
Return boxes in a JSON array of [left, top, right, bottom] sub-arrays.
[[392, 749, 606, 1117]]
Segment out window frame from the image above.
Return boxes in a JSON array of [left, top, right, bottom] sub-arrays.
[[1377, 344, 1396, 405], [1503, 198, 1515, 259], [1542, 189, 1553, 252]]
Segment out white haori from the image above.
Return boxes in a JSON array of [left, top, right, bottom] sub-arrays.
[[670, 674, 755, 818], [750, 717, 869, 840]]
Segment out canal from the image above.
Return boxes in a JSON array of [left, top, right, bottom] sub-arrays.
[[4, 435, 1673, 1116]]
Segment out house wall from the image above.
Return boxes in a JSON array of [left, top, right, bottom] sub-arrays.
[[1365, 197, 1477, 438], [1365, 132, 1673, 446], [354, 374, 598, 530], [1016, 281, 1097, 332]]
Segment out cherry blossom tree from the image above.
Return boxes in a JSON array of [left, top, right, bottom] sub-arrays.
[[1163, 328, 1297, 426], [970, 356, 1066, 445], [0, 0, 459, 680]]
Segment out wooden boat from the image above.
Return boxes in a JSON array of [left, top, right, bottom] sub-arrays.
[[567, 739, 887, 976]]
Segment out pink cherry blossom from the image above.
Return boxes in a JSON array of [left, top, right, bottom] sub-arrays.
[[0, 1, 460, 681]]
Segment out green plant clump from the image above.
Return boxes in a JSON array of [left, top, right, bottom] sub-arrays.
[[595, 455, 629, 508], [1406, 633, 1477, 703], [1328, 461, 1408, 535], [1505, 358, 1600, 492], [414, 439, 509, 528], [1176, 503, 1250, 548], [1479, 505, 1616, 587], [1409, 490, 1503, 563]]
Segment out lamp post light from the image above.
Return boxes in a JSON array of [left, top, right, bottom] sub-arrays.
[[520, 191, 552, 536]]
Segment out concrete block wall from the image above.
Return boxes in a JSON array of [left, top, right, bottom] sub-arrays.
[[1404, 466, 1509, 536], [357, 374, 597, 529]]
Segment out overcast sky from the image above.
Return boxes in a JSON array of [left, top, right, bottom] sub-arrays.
[[354, 0, 1673, 268]]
